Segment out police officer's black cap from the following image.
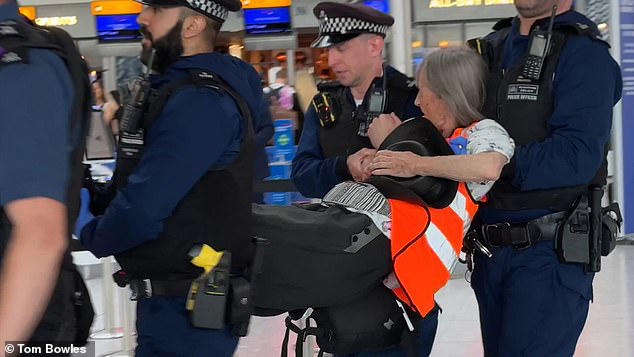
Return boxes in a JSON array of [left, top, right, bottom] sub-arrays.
[[137, 0, 241, 23], [366, 118, 458, 209], [311, 1, 394, 48]]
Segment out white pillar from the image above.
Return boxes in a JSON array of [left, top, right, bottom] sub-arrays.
[[90, 257, 124, 341], [286, 49, 296, 86], [389, 0, 413, 76], [610, 0, 627, 233], [102, 56, 118, 92]]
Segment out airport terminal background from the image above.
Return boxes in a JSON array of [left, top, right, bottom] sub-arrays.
[[11, 0, 634, 355]]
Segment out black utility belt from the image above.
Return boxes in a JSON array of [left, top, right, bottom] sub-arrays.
[[478, 211, 565, 250], [474, 189, 622, 273], [115, 270, 253, 336], [128, 278, 192, 299], [113, 270, 193, 299]]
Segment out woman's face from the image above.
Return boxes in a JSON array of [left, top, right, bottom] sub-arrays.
[[414, 73, 457, 138], [92, 82, 104, 102]]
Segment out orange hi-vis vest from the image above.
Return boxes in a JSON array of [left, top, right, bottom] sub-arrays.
[[387, 126, 481, 317]]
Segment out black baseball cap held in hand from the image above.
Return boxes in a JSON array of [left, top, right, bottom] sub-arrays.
[[367, 117, 459, 209], [136, 0, 241, 23], [311, 1, 394, 48]]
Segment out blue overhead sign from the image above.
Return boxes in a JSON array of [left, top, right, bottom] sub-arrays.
[[364, 0, 390, 14], [244, 7, 292, 34], [96, 14, 141, 42]]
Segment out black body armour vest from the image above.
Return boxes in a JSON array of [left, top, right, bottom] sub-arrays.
[[113, 70, 255, 280], [473, 18, 608, 211], [0, 19, 91, 269], [317, 67, 418, 158]]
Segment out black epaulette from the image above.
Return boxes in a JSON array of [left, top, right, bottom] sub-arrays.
[[317, 80, 344, 92], [384, 66, 418, 92], [0, 20, 29, 65], [492, 17, 514, 31], [554, 22, 608, 46]]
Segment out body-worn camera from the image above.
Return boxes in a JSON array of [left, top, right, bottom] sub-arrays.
[[313, 92, 339, 128]]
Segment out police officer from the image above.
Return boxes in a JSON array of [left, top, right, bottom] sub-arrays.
[[79, 0, 263, 355], [291, 2, 439, 356], [0, 0, 92, 352], [469, 0, 622, 355]]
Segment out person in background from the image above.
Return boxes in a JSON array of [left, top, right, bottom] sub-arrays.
[[91, 80, 106, 110], [264, 68, 296, 110]]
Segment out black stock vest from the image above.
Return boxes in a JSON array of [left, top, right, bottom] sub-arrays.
[[317, 66, 418, 158], [0, 19, 91, 268], [113, 70, 255, 280], [471, 17, 608, 211]]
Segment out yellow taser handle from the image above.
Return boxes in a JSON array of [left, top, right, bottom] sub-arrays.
[[189, 244, 223, 274]]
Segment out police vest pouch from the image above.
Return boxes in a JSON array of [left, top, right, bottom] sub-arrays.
[[228, 276, 253, 337], [601, 202, 622, 256], [251, 203, 390, 312]]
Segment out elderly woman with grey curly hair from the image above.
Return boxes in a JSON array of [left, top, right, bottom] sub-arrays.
[[367, 46, 515, 202]]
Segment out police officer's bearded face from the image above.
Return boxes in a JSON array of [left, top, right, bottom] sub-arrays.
[[327, 34, 384, 88], [138, 6, 184, 73], [514, 0, 560, 18]]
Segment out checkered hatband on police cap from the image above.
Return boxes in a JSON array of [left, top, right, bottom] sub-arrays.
[[318, 14, 390, 36], [185, 0, 229, 21]]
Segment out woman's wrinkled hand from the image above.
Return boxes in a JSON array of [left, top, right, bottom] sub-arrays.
[[370, 150, 423, 178]]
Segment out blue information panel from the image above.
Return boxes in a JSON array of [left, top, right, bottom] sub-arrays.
[[620, 1, 634, 234], [363, 0, 390, 14], [244, 7, 291, 34], [96, 14, 142, 43]]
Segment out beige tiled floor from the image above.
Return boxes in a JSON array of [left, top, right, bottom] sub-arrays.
[[85, 245, 634, 356]]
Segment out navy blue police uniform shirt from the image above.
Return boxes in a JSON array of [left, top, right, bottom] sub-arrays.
[[291, 66, 421, 198], [479, 11, 623, 224], [80, 53, 265, 257], [0, 1, 74, 207]]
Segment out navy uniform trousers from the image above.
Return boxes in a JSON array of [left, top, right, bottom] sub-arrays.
[[336, 307, 439, 357], [471, 240, 594, 357], [135, 296, 238, 357]]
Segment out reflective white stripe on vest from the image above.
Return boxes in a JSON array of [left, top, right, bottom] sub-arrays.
[[448, 190, 474, 236], [426, 222, 459, 273], [449, 190, 468, 222]]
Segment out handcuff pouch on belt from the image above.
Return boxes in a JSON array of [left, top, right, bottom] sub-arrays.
[[555, 194, 591, 265], [554, 186, 621, 272]]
